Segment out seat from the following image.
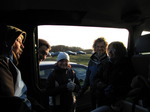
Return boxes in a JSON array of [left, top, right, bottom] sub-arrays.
[[132, 54, 150, 78], [132, 34, 150, 79], [134, 34, 150, 54], [124, 34, 150, 112], [121, 100, 149, 112]]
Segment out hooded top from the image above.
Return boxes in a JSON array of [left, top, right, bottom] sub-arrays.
[[0, 25, 31, 109], [0, 25, 26, 57]]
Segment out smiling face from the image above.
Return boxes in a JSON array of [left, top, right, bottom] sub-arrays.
[[12, 34, 24, 60], [57, 59, 69, 69], [94, 41, 107, 56]]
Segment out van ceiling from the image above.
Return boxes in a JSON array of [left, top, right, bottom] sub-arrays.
[[1, 0, 150, 30]]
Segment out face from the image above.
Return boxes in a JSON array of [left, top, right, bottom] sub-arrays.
[[12, 34, 24, 60], [94, 41, 106, 56], [57, 59, 68, 69], [107, 45, 116, 59], [38, 45, 50, 63]]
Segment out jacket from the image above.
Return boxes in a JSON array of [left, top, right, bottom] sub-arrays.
[[95, 57, 135, 105], [0, 56, 16, 96], [81, 52, 108, 93], [0, 25, 31, 109], [46, 65, 81, 110]]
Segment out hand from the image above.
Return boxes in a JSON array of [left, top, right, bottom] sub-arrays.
[[67, 81, 76, 91]]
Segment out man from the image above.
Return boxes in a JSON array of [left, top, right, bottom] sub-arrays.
[[38, 39, 51, 63]]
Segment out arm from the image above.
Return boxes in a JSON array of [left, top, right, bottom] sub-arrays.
[[0, 67, 14, 96]]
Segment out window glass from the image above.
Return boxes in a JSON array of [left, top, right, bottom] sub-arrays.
[[38, 25, 129, 49], [141, 31, 150, 36], [38, 25, 129, 88], [138, 31, 150, 54]]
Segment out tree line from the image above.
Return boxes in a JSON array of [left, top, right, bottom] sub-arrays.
[[51, 45, 93, 54]]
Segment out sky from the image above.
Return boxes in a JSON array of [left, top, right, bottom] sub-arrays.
[[38, 25, 129, 49]]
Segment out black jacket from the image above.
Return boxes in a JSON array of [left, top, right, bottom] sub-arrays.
[[95, 57, 135, 105], [46, 65, 81, 110]]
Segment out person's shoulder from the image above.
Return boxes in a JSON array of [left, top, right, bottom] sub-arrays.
[[0, 56, 9, 68]]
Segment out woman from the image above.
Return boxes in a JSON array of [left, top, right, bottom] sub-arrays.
[[78, 37, 109, 110], [46, 52, 81, 112], [0, 25, 49, 112], [93, 41, 135, 111], [0, 25, 32, 110]]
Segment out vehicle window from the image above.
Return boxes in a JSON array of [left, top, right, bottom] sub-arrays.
[[139, 31, 150, 55], [38, 25, 129, 87], [141, 31, 150, 36], [38, 25, 129, 49]]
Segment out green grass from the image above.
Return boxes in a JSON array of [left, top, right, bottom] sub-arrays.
[[45, 54, 91, 66]]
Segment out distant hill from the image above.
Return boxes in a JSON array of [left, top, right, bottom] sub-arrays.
[[51, 45, 92, 54]]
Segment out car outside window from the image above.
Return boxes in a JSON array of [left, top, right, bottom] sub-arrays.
[[40, 65, 54, 79], [39, 62, 87, 86]]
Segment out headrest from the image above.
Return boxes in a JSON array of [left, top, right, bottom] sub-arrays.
[[135, 34, 150, 53]]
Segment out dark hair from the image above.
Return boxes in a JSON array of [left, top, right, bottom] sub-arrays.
[[92, 37, 108, 49], [39, 39, 51, 50], [108, 41, 127, 58]]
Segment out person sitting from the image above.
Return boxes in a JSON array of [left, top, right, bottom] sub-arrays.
[[91, 41, 135, 112], [0, 25, 49, 112]]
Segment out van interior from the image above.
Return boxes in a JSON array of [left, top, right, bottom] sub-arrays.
[[1, 0, 150, 112]]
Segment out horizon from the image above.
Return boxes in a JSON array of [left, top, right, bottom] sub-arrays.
[[38, 25, 129, 49]]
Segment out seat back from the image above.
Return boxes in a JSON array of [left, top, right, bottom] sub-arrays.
[[132, 34, 150, 79], [127, 34, 150, 112], [132, 55, 150, 78], [134, 34, 150, 53], [121, 100, 149, 112]]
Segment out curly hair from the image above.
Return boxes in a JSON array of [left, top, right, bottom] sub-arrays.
[[92, 37, 108, 49]]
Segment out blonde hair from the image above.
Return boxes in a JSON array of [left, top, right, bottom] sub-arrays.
[[93, 37, 108, 48]]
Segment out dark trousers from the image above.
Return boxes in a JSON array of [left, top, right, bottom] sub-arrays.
[[90, 88, 97, 110]]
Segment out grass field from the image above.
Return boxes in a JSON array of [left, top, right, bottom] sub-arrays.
[[45, 54, 91, 66]]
